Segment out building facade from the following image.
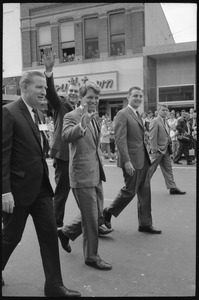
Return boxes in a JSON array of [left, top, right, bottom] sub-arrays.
[[18, 3, 196, 118]]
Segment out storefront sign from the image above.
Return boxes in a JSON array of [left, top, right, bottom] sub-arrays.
[[54, 72, 118, 94]]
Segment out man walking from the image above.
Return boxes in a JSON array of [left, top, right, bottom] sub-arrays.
[[2, 70, 81, 297], [103, 86, 161, 234], [148, 104, 186, 195], [43, 49, 111, 241], [60, 81, 112, 270]]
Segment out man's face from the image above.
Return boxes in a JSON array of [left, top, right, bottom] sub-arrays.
[[181, 110, 186, 117], [193, 112, 196, 119], [128, 89, 143, 109], [185, 113, 190, 121], [158, 106, 168, 118], [81, 89, 99, 113], [23, 75, 47, 109], [67, 84, 79, 106]]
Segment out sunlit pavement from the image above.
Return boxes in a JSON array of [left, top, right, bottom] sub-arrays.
[[2, 156, 196, 297]]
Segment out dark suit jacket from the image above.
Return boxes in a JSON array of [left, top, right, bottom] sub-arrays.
[[2, 98, 54, 206], [176, 117, 189, 134], [45, 74, 74, 161]]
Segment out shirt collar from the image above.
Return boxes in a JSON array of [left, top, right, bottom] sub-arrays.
[[128, 104, 138, 115], [22, 98, 35, 121]]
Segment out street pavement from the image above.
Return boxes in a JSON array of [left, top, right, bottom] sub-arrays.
[[2, 157, 197, 297]]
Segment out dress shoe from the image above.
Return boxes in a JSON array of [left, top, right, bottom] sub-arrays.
[[187, 161, 196, 165], [45, 285, 81, 297], [85, 258, 112, 270], [57, 229, 71, 253], [2, 277, 5, 287], [173, 161, 182, 164], [138, 225, 162, 234], [170, 188, 186, 195], [103, 208, 112, 229], [99, 225, 113, 236]]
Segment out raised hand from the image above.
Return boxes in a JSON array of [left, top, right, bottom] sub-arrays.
[[43, 48, 56, 72], [80, 103, 98, 129]]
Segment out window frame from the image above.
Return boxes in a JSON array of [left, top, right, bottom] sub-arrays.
[[59, 19, 75, 63], [37, 23, 52, 65], [83, 15, 99, 60], [158, 84, 195, 102], [108, 10, 126, 57]]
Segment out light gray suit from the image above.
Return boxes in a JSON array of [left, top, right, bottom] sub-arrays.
[[62, 106, 106, 263], [149, 115, 177, 189]]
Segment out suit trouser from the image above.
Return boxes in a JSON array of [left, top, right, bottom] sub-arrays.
[[53, 158, 70, 227], [62, 182, 104, 262], [2, 185, 63, 290], [149, 149, 177, 189], [173, 141, 191, 164], [107, 159, 152, 227]]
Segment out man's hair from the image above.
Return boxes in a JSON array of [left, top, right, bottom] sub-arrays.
[[79, 81, 101, 98], [19, 71, 45, 89], [128, 86, 142, 96], [157, 103, 168, 112]]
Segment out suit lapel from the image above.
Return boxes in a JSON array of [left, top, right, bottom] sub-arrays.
[[18, 99, 43, 148], [159, 116, 169, 136], [127, 106, 144, 130]]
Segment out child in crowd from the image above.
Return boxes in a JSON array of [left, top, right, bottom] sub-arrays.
[[170, 124, 179, 159]]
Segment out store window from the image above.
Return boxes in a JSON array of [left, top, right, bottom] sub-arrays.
[[109, 12, 125, 56], [38, 25, 52, 65], [60, 21, 75, 62], [159, 85, 194, 102], [84, 17, 99, 59]]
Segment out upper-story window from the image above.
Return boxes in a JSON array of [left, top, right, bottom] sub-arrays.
[[109, 12, 125, 56], [38, 25, 52, 65], [60, 21, 75, 62], [84, 17, 99, 59]]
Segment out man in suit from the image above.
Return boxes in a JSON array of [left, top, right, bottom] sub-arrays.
[[173, 112, 196, 165], [60, 81, 112, 270], [44, 49, 78, 230], [148, 104, 186, 195], [103, 86, 161, 234], [2, 70, 81, 297], [43, 49, 112, 239]]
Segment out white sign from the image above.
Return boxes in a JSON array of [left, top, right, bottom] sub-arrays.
[[54, 71, 118, 93]]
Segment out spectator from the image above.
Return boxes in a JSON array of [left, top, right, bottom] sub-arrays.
[[100, 119, 114, 162], [167, 111, 177, 129], [170, 124, 179, 160], [145, 110, 153, 132], [174, 112, 196, 165], [154, 110, 158, 118]]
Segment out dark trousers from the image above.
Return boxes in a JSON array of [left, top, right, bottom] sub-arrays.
[[107, 158, 152, 227], [2, 184, 63, 290], [53, 158, 70, 227], [173, 140, 191, 164]]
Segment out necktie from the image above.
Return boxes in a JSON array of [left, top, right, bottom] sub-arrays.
[[163, 118, 169, 133], [91, 119, 98, 139], [136, 111, 143, 126], [32, 108, 43, 147]]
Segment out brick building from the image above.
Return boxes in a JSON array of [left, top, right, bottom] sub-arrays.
[[19, 3, 196, 118]]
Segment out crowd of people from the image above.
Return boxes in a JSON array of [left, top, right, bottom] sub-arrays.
[[2, 46, 196, 297], [141, 108, 197, 164], [45, 107, 197, 165]]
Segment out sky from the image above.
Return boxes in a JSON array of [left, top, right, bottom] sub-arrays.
[[2, 3, 197, 77]]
